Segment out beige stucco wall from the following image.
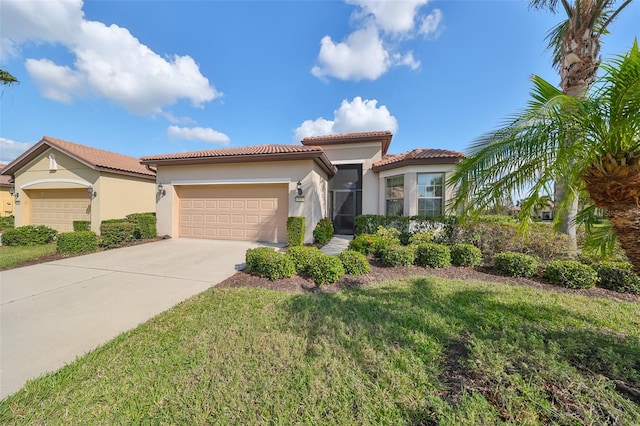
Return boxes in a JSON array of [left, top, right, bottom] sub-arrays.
[[378, 164, 459, 216], [155, 159, 330, 243], [94, 173, 156, 233], [318, 142, 383, 214], [0, 188, 14, 217]]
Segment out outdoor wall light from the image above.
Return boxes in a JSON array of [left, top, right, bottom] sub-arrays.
[[9, 185, 18, 199], [296, 180, 303, 196], [87, 185, 97, 198], [157, 183, 166, 197]]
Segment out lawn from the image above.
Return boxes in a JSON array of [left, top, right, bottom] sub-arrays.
[[0, 244, 56, 269], [1, 277, 639, 424]]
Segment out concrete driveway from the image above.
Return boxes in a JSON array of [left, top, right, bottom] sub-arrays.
[[0, 238, 263, 399]]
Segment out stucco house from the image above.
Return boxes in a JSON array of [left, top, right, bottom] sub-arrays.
[[1, 136, 156, 233], [0, 164, 15, 217], [141, 131, 463, 244]]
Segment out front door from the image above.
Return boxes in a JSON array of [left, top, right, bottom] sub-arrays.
[[332, 190, 356, 234]]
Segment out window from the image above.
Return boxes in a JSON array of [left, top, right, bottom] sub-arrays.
[[385, 175, 404, 216], [417, 173, 444, 216]]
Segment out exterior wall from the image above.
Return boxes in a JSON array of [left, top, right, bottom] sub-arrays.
[[318, 142, 383, 214], [377, 164, 459, 216], [155, 159, 329, 243], [95, 173, 156, 233], [0, 187, 14, 217]]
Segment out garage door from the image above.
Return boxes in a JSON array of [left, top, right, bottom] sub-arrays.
[[177, 184, 288, 243], [28, 188, 91, 233]]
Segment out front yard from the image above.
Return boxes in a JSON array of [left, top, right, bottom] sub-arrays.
[[1, 275, 638, 424], [0, 244, 56, 270]]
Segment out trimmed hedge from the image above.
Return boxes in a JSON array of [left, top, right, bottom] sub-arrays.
[[307, 254, 345, 285], [450, 243, 483, 267], [100, 221, 135, 249], [592, 262, 640, 294], [380, 245, 415, 267], [73, 220, 91, 232], [57, 231, 99, 254], [0, 215, 15, 231], [415, 243, 451, 268], [313, 218, 334, 245], [338, 250, 370, 275], [287, 216, 305, 247], [544, 260, 598, 289], [493, 252, 538, 278], [286, 246, 322, 274], [1, 225, 57, 246], [258, 251, 296, 280], [126, 213, 157, 239], [245, 247, 277, 274], [354, 214, 458, 244]]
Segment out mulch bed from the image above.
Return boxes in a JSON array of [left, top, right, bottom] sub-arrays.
[[217, 258, 640, 303]]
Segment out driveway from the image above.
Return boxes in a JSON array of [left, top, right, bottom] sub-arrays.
[[0, 238, 264, 399]]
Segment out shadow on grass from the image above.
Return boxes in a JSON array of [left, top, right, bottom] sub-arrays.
[[283, 277, 640, 421]]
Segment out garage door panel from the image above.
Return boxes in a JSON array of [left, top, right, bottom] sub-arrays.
[[177, 184, 288, 243], [28, 188, 91, 233]]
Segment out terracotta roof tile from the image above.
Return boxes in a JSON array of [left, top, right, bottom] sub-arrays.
[[140, 144, 324, 161], [372, 148, 464, 171], [301, 130, 392, 142], [0, 164, 11, 186]]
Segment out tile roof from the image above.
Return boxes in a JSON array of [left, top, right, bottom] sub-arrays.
[[301, 130, 393, 155], [1, 137, 155, 179], [372, 148, 464, 171], [140, 144, 324, 161], [0, 164, 11, 186], [301, 130, 392, 142]]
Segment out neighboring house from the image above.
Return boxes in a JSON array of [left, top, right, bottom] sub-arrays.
[[0, 164, 14, 217], [141, 131, 463, 244], [1, 137, 156, 233]]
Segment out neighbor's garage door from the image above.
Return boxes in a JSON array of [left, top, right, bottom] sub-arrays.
[[177, 184, 288, 243], [28, 188, 91, 233]]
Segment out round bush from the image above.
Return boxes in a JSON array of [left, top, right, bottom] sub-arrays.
[[286, 246, 322, 274], [56, 231, 98, 254], [450, 243, 483, 267], [544, 260, 598, 289], [415, 243, 451, 268], [307, 254, 345, 285], [409, 229, 435, 246], [339, 250, 370, 275], [592, 262, 640, 294], [313, 218, 334, 245], [493, 252, 538, 278], [380, 245, 414, 267], [245, 247, 277, 274], [257, 251, 296, 280], [1, 225, 57, 246]]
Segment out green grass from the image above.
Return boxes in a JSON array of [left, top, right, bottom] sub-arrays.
[[1, 277, 639, 424], [0, 243, 56, 269]]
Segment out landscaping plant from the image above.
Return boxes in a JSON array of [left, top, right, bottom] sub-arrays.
[[286, 216, 305, 247], [338, 250, 370, 275], [312, 218, 334, 245], [415, 243, 451, 269], [493, 252, 538, 278], [307, 254, 345, 285], [450, 243, 483, 267], [0, 225, 57, 246], [380, 245, 415, 267], [544, 260, 598, 289], [56, 231, 99, 254], [286, 246, 322, 274], [592, 261, 640, 294]]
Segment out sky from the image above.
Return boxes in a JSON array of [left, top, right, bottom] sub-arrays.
[[1, 0, 638, 164]]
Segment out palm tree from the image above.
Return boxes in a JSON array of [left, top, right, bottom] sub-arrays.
[[0, 69, 18, 86], [530, 0, 633, 249], [449, 42, 640, 274]]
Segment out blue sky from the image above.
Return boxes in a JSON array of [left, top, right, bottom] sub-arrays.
[[1, 0, 638, 163]]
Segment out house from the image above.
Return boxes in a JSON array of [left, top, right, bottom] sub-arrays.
[[0, 164, 15, 217], [141, 131, 463, 244], [1, 137, 156, 233]]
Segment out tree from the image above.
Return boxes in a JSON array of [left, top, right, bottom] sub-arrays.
[[0, 69, 19, 86], [449, 42, 640, 274], [529, 0, 633, 251]]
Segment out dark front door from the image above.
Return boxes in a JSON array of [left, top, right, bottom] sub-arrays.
[[332, 190, 356, 234]]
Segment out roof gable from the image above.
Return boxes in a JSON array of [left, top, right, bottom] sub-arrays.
[[372, 148, 464, 172], [301, 131, 393, 155]]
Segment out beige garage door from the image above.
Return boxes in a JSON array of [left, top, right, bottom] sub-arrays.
[[177, 184, 288, 243], [28, 188, 91, 233]]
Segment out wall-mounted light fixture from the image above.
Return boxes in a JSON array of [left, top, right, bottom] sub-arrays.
[[87, 185, 97, 199], [157, 183, 166, 197], [296, 180, 303, 196], [9, 185, 18, 199]]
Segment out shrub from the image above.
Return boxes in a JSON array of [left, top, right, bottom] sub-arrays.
[[544, 260, 598, 289], [286, 216, 305, 247], [338, 250, 370, 275], [355, 214, 459, 244], [450, 243, 483, 267], [0, 215, 15, 231], [348, 234, 377, 255], [73, 220, 91, 232], [592, 262, 640, 294], [57, 231, 99, 254], [307, 254, 345, 285], [380, 245, 415, 267], [126, 213, 157, 239], [493, 252, 538, 278], [313, 218, 334, 245], [1, 225, 57, 246], [409, 229, 435, 245], [100, 221, 135, 249], [286, 246, 322, 274], [245, 247, 277, 274], [415, 243, 451, 268], [256, 251, 296, 280]]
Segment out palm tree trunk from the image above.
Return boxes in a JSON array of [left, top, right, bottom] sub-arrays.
[[608, 209, 640, 276], [554, 179, 578, 253]]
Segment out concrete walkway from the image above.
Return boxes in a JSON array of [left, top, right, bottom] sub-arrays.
[[321, 234, 353, 255], [0, 238, 261, 400]]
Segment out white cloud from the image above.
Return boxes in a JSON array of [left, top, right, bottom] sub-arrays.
[[1, 0, 219, 114], [0, 137, 32, 163], [347, 0, 429, 35], [294, 97, 398, 140], [419, 9, 444, 38], [167, 126, 230, 145]]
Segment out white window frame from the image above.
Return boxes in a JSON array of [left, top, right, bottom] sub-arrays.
[[385, 175, 404, 216], [417, 173, 444, 217]]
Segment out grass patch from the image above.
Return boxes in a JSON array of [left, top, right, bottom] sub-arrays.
[[0, 243, 56, 269], [1, 278, 639, 424]]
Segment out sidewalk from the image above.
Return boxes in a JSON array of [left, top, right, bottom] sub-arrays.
[[320, 234, 353, 255]]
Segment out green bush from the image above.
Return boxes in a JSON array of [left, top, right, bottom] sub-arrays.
[[56, 231, 99, 254], [450, 243, 483, 267], [126, 213, 157, 239], [544, 260, 598, 289], [73, 220, 91, 232], [257, 251, 296, 280], [592, 262, 640, 294], [286, 246, 322, 274], [307, 254, 345, 285], [313, 218, 334, 245], [415, 243, 451, 268], [380, 245, 415, 267], [245, 247, 277, 274], [338, 250, 370, 275], [409, 229, 435, 245], [493, 252, 538, 278], [0, 215, 15, 231], [100, 221, 135, 249], [1, 225, 57, 246], [355, 215, 460, 245], [286, 216, 305, 247], [348, 234, 377, 255]]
